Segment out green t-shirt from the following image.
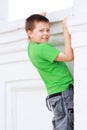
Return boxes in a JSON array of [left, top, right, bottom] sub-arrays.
[[28, 42, 73, 95]]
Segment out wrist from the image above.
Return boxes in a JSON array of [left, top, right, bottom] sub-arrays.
[[63, 29, 70, 35]]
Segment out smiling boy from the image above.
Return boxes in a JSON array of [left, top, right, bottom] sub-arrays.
[[25, 14, 74, 130]]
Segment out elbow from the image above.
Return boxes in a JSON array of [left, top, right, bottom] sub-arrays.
[[72, 55, 74, 60], [67, 55, 74, 61], [55, 52, 74, 62]]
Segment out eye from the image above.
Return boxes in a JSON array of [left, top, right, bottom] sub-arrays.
[[39, 29, 44, 32], [47, 29, 50, 32]]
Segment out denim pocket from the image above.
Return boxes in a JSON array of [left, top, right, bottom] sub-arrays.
[[49, 96, 65, 117]]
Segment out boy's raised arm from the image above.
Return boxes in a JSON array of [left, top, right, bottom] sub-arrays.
[[55, 17, 74, 62]]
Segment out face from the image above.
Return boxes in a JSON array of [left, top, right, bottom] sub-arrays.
[[28, 21, 50, 43]]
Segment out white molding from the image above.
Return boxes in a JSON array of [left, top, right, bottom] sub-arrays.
[[0, 81, 6, 130], [5, 79, 48, 130], [68, 15, 87, 26], [67, 15, 87, 33], [6, 79, 44, 88], [46, 7, 73, 22], [0, 40, 27, 54], [0, 19, 25, 33], [0, 51, 28, 65], [0, 29, 27, 45]]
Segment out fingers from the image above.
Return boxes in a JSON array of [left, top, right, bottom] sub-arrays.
[[62, 17, 68, 29], [62, 17, 67, 27], [62, 17, 70, 34], [40, 12, 47, 16]]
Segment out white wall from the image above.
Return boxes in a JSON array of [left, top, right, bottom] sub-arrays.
[[0, 0, 8, 20], [67, 0, 87, 129], [1, 0, 87, 129], [73, 0, 87, 14], [0, 8, 74, 130]]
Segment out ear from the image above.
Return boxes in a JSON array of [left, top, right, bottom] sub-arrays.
[[27, 30, 32, 38]]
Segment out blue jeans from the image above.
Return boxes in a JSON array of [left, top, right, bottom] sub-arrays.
[[46, 85, 74, 130]]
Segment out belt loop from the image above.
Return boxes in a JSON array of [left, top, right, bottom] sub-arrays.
[[69, 84, 73, 88]]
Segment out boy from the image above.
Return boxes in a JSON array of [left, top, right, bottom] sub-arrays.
[[25, 14, 74, 130]]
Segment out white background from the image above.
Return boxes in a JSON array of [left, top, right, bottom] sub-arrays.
[[8, 0, 74, 21]]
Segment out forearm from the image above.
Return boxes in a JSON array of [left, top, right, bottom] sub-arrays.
[[63, 29, 74, 60]]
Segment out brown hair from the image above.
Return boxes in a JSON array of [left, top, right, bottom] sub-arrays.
[[25, 14, 49, 32]]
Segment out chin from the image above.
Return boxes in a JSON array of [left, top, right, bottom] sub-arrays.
[[42, 40, 49, 42]]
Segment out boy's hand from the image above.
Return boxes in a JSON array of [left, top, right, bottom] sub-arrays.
[[62, 17, 69, 34], [40, 12, 47, 16]]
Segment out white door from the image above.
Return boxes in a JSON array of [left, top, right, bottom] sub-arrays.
[[5, 79, 52, 130]]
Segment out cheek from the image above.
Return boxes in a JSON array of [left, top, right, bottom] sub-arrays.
[[31, 30, 42, 39], [32, 33, 41, 40], [35, 32, 42, 37], [32, 32, 38, 38]]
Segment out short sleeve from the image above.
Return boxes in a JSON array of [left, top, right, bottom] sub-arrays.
[[40, 43, 60, 62]]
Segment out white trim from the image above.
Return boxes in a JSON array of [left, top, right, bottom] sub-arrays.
[[0, 7, 73, 33], [0, 81, 6, 130], [5, 79, 46, 130]]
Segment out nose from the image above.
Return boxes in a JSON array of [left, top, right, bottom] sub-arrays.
[[44, 30, 49, 35]]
